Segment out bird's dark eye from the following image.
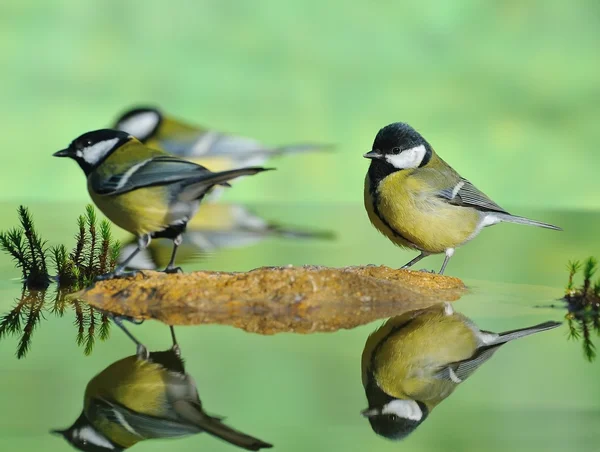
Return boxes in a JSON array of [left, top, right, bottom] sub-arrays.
[[389, 414, 399, 421], [391, 147, 401, 154]]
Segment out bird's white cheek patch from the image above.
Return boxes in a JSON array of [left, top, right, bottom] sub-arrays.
[[118, 111, 159, 140], [82, 138, 120, 165], [76, 426, 116, 449], [381, 400, 423, 421], [385, 145, 426, 169]]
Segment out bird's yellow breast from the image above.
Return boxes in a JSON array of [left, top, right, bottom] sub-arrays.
[[84, 356, 170, 447], [363, 306, 478, 407], [88, 181, 170, 236], [365, 170, 480, 253]]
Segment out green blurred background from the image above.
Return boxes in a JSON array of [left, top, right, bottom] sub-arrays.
[[1, 1, 599, 452], [1, 0, 599, 207]]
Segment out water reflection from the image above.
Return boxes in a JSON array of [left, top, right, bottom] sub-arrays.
[[361, 303, 561, 440], [0, 288, 110, 358], [53, 340, 272, 451], [118, 203, 334, 271]]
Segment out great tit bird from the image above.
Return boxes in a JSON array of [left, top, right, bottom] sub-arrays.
[[364, 122, 562, 274], [361, 303, 561, 440], [114, 106, 329, 177], [118, 203, 335, 270], [53, 129, 271, 278], [52, 345, 273, 451]]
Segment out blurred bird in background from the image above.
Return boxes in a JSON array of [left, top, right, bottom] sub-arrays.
[[114, 106, 331, 198]]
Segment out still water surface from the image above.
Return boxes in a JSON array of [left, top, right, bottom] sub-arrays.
[[0, 203, 598, 452]]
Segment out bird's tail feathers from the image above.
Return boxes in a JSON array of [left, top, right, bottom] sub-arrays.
[[495, 213, 562, 231], [174, 401, 272, 450], [494, 321, 562, 344]]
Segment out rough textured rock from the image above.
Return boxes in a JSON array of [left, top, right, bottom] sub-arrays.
[[78, 265, 466, 334]]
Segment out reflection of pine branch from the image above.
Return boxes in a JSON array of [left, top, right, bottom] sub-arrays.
[[0, 295, 27, 339], [566, 315, 580, 340], [564, 257, 600, 362], [49, 288, 68, 316], [16, 291, 45, 359], [72, 300, 86, 347], [1, 285, 114, 358], [85, 305, 96, 356]]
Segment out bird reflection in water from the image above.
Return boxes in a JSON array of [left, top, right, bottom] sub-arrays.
[[119, 203, 334, 271], [53, 322, 272, 451], [361, 303, 561, 440]]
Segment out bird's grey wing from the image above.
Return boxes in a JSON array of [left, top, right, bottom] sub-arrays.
[[89, 397, 200, 439], [90, 156, 214, 196], [433, 345, 503, 383], [438, 178, 509, 214]]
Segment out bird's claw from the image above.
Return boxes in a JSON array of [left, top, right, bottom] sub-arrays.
[[136, 344, 150, 360], [418, 268, 436, 274], [117, 315, 145, 325], [163, 266, 183, 275]]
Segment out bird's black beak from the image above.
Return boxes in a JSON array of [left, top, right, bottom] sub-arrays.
[[363, 150, 383, 160], [361, 408, 379, 417], [53, 149, 70, 158], [50, 429, 67, 436]]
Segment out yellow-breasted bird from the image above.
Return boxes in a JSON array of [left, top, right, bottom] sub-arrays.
[[53, 129, 271, 278], [114, 106, 330, 176], [361, 303, 561, 440], [52, 345, 273, 451], [364, 122, 561, 274]]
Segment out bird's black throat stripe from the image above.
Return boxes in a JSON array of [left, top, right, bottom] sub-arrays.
[[368, 163, 415, 246]]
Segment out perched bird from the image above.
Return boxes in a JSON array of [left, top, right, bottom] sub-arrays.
[[361, 303, 561, 440], [53, 129, 271, 278], [114, 106, 330, 176], [118, 203, 335, 270], [52, 344, 273, 451], [364, 122, 561, 274]]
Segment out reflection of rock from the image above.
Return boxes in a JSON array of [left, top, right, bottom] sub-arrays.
[[79, 266, 466, 334]]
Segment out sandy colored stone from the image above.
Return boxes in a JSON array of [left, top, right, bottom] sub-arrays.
[[78, 265, 466, 334]]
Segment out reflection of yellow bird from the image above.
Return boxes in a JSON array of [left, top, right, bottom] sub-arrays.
[[114, 106, 330, 174], [52, 347, 272, 451], [119, 203, 335, 270], [361, 303, 561, 440]]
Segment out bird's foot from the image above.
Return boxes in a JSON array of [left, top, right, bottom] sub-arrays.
[[163, 266, 183, 275], [418, 268, 436, 274], [136, 343, 150, 360], [116, 315, 145, 325], [94, 270, 140, 282]]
